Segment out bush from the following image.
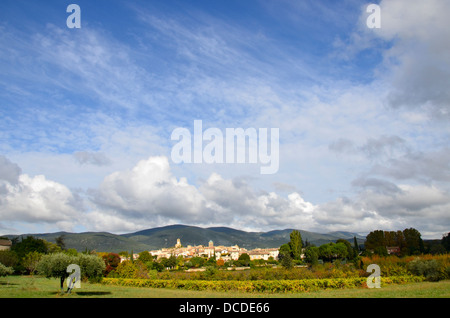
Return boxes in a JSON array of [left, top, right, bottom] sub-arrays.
[[407, 258, 447, 281], [0, 263, 14, 277]]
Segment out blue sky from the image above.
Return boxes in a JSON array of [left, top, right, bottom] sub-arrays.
[[1, 0, 449, 239]]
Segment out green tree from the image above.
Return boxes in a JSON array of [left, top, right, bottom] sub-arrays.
[[304, 246, 319, 265], [37, 253, 76, 292], [0, 263, 14, 277], [333, 242, 349, 260], [289, 230, 303, 261], [336, 239, 354, 259], [55, 235, 66, 250], [237, 253, 250, 267], [278, 243, 291, 261], [280, 253, 293, 269], [442, 232, 450, 252], [112, 260, 139, 278], [364, 230, 385, 251], [37, 253, 105, 292], [11, 236, 48, 260], [0, 250, 19, 268], [319, 243, 334, 262], [403, 228, 424, 255], [138, 251, 153, 263], [22, 251, 43, 275], [77, 253, 106, 281], [186, 256, 205, 269]]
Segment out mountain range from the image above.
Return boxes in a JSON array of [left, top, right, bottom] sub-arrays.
[[5, 224, 366, 253]]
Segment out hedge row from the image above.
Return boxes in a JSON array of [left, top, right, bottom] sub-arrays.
[[102, 275, 425, 293]]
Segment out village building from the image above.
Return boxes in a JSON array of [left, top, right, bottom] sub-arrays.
[[148, 239, 279, 261], [0, 239, 12, 251]]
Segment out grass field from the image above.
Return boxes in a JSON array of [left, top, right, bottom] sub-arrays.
[[1, 275, 449, 298]]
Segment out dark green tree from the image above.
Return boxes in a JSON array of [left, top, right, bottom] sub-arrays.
[[442, 232, 450, 252], [55, 235, 66, 250], [403, 228, 424, 255], [336, 239, 354, 259], [280, 253, 293, 269], [289, 230, 303, 261], [237, 253, 250, 267], [278, 243, 291, 260], [304, 246, 319, 265], [364, 230, 385, 251], [11, 236, 48, 260]]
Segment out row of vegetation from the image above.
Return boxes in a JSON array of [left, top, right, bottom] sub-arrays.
[[1, 229, 449, 293]]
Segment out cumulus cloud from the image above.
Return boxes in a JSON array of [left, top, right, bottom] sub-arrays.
[[84, 155, 450, 238], [87, 156, 212, 232], [0, 156, 83, 232], [1, 154, 448, 238], [85, 156, 317, 233]]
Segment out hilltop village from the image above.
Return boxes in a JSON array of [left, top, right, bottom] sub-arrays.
[[147, 239, 279, 262]]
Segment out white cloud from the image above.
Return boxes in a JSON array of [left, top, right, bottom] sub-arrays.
[[0, 170, 82, 232], [373, 0, 450, 117]]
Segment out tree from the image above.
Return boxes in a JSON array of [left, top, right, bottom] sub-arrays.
[[403, 228, 424, 255], [304, 246, 319, 265], [37, 253, 76, 292], [77, 253, 106, 281], [102, 252, 121, 276], [237, 253, 250, 267], [442, 232, 450, 252], [11, 236, 48, 260], [364, 230, 385, 251], [289, 230, 303, 261], [138, 251, 153, 263], [278, 243, 291, 261], [319, 243, 334, 262], [37, 252, 105, 292], [112, 260, 139, 278], [22, 251, 43, 275], [186, 256, 205, 269], [0, 263, 13, 277], [333, 242, 349, 260], [336, 239, 354, 260], [55, 235, 66, 250], [0, 250, 18, 268], [280, 253, 293, 269]]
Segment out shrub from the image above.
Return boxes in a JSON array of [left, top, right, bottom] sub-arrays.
[[0, 263, 14, 277], [407, 258, 446, 281]]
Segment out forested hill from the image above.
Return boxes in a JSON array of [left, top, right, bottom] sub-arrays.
[[5, 224, 366, 253]]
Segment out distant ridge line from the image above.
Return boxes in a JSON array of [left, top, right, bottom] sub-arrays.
[[4, 224, 366, 253]]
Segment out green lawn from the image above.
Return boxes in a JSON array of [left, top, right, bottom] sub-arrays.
[[0, 275, 449, 298]]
